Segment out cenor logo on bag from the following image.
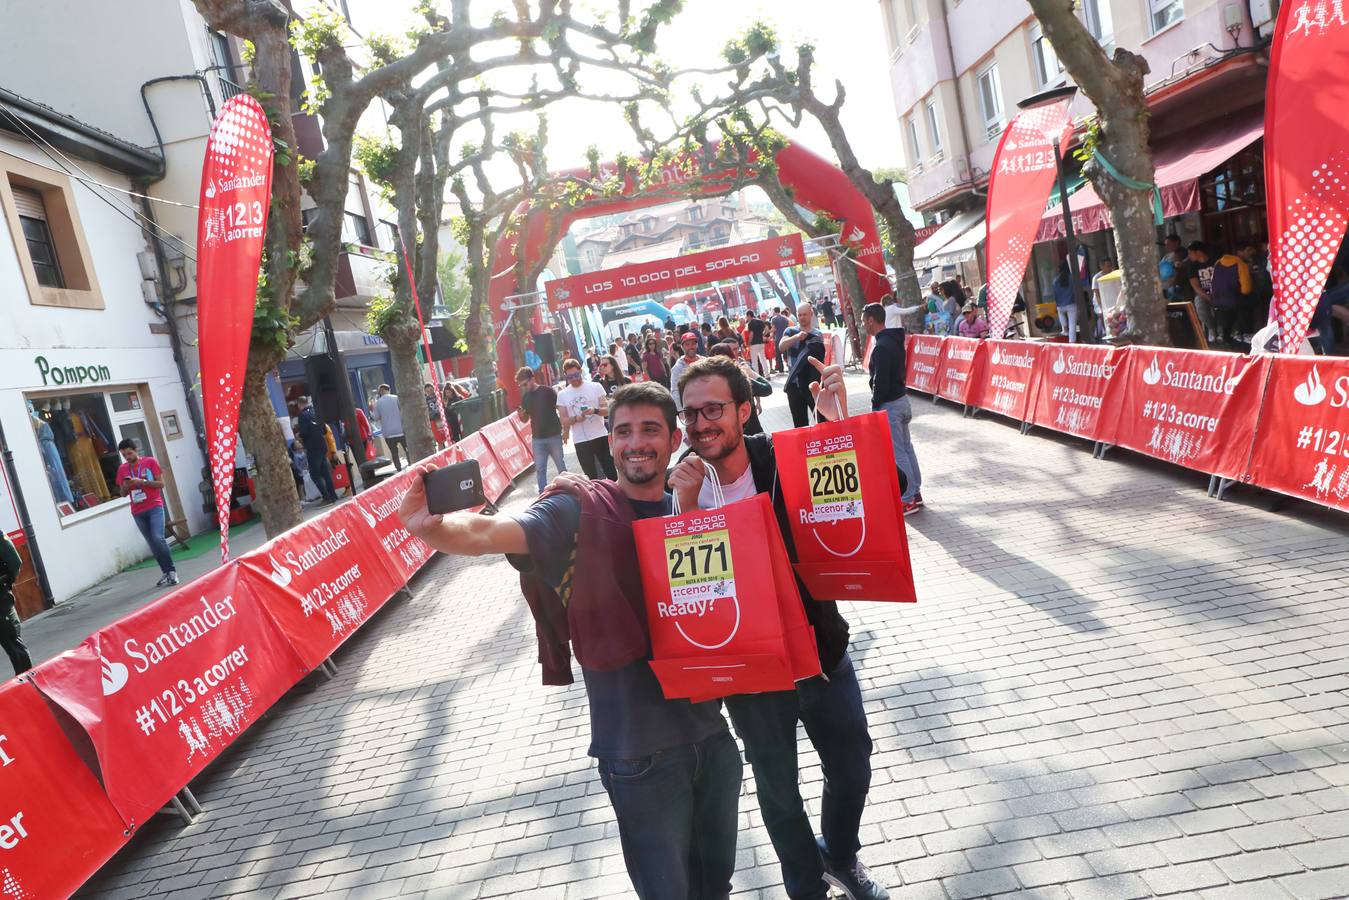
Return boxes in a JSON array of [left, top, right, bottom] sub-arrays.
[[660, 529, 739, 649], [1294, 367, 1328, 405]]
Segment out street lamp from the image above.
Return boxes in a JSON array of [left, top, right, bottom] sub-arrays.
[[1018, 84, 1097, 344]]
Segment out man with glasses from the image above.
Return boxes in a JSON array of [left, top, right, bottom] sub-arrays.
[[779, 301, 827, 428], [557, 358, 616, 480], [516, 366, 567, 493], [670, 355, 890, 900], [668, 331, 703, 413]]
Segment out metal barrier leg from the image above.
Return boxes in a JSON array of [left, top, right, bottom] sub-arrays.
[[181, 787, 203, 815], [320, 658, 338, 679], [165, 794, 196, 825], [1213, 477, 1236, 501], [1207, 474, 1218, 498], [1019, 421, 1033, 436]]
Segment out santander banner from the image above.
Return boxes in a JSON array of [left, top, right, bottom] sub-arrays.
[[1247, 356, 1349, 511], [1103, 348, 1268, 477], [972, 340, 1043, 421], [985, 101, 1074, 343], [349, 459, 442, 584], [480, 418, 530, 480], [29, 567, 303, 827], [905, 334, 944, 395], [457, 432, 511, 502], [0, 681, 129, 895], [1030, 343, 1127, 441], [545, 234, 805, 310], [936, 336, 984, 405], [236, 503, 403, 670], [195, 95, 274, 561], [1265, 2, 1349, 352]]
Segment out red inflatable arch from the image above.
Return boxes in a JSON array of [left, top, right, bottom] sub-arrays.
[[490, 141, 887, 405]]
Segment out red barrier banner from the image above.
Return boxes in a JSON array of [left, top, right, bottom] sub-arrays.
[[906, 334, 944, 395], [1247, 356, 1349, 510], [458, 431, 511, 502], [236, 502, 404, 670], [546, 234, 805, 310], [350, 466, 435, 583], [481, 417, 530, 479], [509, 410, 533, 447], [196, 95, 274, 562], [1265, 1, 1349, 352], [0, 681, 128, 896], [1104, 348, 1268, 476], [1030, 343, 1128, 441], [28, 567, 303, 827], [971, 340, 1044, 421], [936, 336, 984, 405], [985, 101, 1074, 342]]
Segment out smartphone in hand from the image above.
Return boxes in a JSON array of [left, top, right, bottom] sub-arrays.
[[424, 460, 486, 514]]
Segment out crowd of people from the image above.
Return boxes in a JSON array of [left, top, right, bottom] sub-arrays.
[[399, 294, 930, 900]]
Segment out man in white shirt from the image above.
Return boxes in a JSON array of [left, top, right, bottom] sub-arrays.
[[373, 384, 407, 470], [556, 358, 615, 480], [668, 331, 702, 412]]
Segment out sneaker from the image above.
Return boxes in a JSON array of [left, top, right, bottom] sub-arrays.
[[818, 840, 891, 900], [912, 492, 925, 508], [166, 571, 179, 586], [902, 500, 922, 515]]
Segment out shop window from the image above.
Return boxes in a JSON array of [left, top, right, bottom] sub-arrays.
[[25, 389, 155, 519], [0, 156, 104, 309]]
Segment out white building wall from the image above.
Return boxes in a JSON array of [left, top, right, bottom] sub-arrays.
[[0, 135, 208, 602]]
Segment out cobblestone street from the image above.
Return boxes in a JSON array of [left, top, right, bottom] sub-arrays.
[[82, 376, 1349, 900]]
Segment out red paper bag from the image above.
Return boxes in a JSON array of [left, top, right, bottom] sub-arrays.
[[773, 411, 916, 602], [635, 492, 818, 700]]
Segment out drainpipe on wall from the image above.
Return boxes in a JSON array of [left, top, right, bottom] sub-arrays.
[[939, 0, 979, 201]]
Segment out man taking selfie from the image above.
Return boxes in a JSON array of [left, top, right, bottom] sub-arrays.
[[400, 383, 741, 899]]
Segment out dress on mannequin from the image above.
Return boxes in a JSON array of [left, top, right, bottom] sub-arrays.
[[35, 420, 75, 505], [67, 414, 111, 501]]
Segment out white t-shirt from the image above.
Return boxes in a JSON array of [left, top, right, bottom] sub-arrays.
[[697, 463, 756, 509], [557, 380, 608, 444]]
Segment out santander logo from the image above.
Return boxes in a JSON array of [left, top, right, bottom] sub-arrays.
[[991, 347, 1002, 366], [359, 504, 377, 528], [269, 553, 293, 588], [1142, 357, 1162, 386], [204, 179, 217, 199], [1051, 354, 1067, 376], [100, 654, 130, 696], [1294, 367, 1327, 406]]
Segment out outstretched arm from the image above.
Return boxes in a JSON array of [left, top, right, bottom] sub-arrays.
[[399, 463, 528, 555]]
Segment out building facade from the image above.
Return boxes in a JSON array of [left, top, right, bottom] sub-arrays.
[[882, 0, 1278, 314], [0, 98, 209, 610]]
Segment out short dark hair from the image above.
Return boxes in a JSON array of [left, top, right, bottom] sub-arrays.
[[117, 438, 137, 452], [677, 354, 751, 406], [609, 381, 677, 433], [863, 302, 886, 326], [708, 342, 737, 358], [1187, 240, 1209, 255], [515, 366, 535, 382], [562, 358, 582, 371], [1165, 233, 1182, 243]]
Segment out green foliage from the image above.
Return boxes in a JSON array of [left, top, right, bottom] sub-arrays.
[[366, 32, 407, 65], [290, 6, 346, 56], [353, 134, 400, 195], [872, 167, 906, 186], [448, 215, 471, 247], [252, 257, 298, 352], [1073, 115, 1101, 163], [629, 0, 684, 54], [721, 21, 778, 66], [296, 155, 315, 187], [240, 40, 255, 64], [365, 292, 401, 338]]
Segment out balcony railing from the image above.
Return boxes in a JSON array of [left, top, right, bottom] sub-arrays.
[[217, 76, 246, 101]]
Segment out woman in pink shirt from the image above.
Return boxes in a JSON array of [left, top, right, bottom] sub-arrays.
[[115, 439, 178, 587]]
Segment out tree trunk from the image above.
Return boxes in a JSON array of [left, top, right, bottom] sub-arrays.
[[239, 356, 301, 536], [386, 326, 436, 460], [1026, 0, 1167, 345]]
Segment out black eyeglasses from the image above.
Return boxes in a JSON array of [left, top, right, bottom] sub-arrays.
[[680, 401, 733, 425]]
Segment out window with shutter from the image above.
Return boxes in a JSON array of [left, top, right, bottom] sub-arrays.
[[11, 187, 65, 288]]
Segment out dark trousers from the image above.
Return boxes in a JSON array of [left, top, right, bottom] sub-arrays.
[[725, 654, 873, 900], [0, 603, 32, 676], [575, 435, 617, 480], [598, 730, 742, 900], [1214, 306, 1238, 344], [785, 384, 816, 429], [386, 434, 408, 470], [308, 456, 337, 502]]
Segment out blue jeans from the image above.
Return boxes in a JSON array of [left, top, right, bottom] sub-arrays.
[[132, 506, 175, 575], [725, 654, 873, 900], [532, 435, 566, 492], [881, 396, 922, 503], [307, 455, 337, 502], [598, 730, 742, 900]]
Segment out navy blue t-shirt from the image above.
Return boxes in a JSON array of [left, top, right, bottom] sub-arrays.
[[507, 493, 727, 760]]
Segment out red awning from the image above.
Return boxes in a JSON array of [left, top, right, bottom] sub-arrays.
[[1037, 107, 1263, 242]]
